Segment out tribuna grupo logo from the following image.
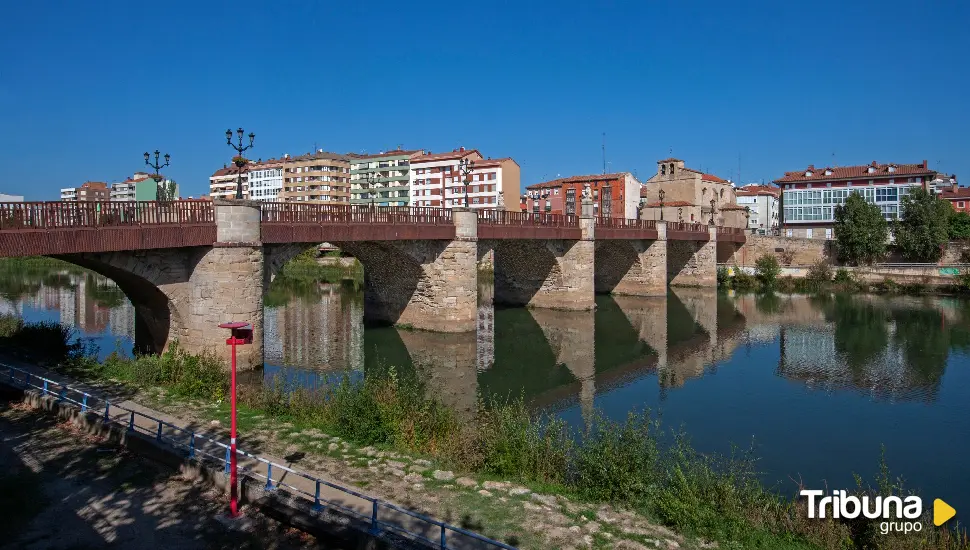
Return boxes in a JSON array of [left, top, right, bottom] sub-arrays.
[[801, 490, 957, 535]]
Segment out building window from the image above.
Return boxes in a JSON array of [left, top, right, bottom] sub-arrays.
[[786, 228, 793, 237], [661, 165, 666, 176], [670, 163, 675, 175], [825, 228, 833, 239], [959, 201, 966, 208]]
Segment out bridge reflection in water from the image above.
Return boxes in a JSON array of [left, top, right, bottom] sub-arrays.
[[256, 281, 970, 425]]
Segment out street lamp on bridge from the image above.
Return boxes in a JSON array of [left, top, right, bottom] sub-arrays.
[[226, 128, 255, 200], [709, 198, 716, 225], [458, 157, 475, 208], [365, 171, 379, 208], [144, 150, 171, 200], [658, 189, 665, 221]]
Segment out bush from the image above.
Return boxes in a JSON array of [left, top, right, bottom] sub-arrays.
[[754, 254, 781, 288], [834, 268, 853, 284], [805, 259, 832, 284], [731, 268, 757, 291], [716, 266, 729, 286]]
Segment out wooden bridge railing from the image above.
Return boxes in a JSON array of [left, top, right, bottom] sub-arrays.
[[260, 203, 453, 225], [477, 210, 578, 227], [0, 201, 214, 230], [667, 221, 708, 233], [594, 217, 657, 230]]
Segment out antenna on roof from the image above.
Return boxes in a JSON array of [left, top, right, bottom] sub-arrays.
[[602, 133, 607, 175]]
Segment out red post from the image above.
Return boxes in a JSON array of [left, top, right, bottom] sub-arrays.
[[218, 321, 252, 519], [229, 336, 238, 517]]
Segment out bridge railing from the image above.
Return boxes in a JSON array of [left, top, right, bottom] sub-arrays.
[[260, 203, 453, 225], [667, 221, 708, 233], [1, 362, 515, 550], [594, 217, 657, 230], [0, 201, 214, 230], [477, 210, 578, 227], [716, 226, 745, 236]]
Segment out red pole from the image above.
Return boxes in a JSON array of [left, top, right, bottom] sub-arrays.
[[229, 338, 239, 517]]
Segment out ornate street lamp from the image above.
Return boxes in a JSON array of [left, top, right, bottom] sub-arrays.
[[458, 157, 475, 208], [678, 207, 683, 222], [226, 128, 255, 199], [709, 198, 717, 225], [144, 150, 171, 201], [658, 189, 665, 221], [365, 171, 379, 208]]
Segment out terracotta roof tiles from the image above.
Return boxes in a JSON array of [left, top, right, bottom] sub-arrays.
[[774, 161, 934, 183], [526, 173, 629, 190]]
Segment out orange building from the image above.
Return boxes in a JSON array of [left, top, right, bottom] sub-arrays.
[[521, 173, 642, 219]]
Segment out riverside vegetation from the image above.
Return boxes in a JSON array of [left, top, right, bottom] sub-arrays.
[[0, 315, 967, 550]]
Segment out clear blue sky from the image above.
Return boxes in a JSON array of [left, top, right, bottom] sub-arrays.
[[1, 0, 966, 200]]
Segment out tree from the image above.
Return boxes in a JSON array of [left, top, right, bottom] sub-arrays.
[[754, 253, 780, 288], [948, 211, 970, 240], [156, 179, 178, 201], [892, 187, 950, 262], [833, 192, 888, 265]]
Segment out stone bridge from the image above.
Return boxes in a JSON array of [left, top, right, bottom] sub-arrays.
[[0, 200, 744, 368]]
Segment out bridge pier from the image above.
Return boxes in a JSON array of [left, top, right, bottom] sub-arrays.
[[181, 200, 265, 369], [594, 221, 667, 296], [668, 225, 717, 287]]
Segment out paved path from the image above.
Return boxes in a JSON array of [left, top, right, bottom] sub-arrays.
[[0, 390, 316, 550], [0, 356, 498, 550]]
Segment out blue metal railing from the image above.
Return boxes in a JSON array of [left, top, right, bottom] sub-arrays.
[[0, 363, 517, 550]]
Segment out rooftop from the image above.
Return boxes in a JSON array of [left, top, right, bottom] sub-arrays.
[[527, 172, 630, 190], [735, 184, 780, 197], [642, 200, 695, 207], [347, 149, 425, 160], [939, 187, 970, 200], [411, 147, 482, 163], [774, 161, 934, 183], [285, 150, 349, 163]]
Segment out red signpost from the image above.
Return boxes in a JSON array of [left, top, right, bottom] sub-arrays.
[[218, 321, 253, 518]]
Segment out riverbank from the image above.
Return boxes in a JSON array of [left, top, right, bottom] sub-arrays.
[[719, 258, 970, 296], [0, 388, 317, 549], [2, 316, 967, 550]]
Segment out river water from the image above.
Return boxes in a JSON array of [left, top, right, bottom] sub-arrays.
[[3, 264, 969, 515]]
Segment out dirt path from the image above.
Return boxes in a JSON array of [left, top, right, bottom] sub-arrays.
[[0, 390, 317, 550]]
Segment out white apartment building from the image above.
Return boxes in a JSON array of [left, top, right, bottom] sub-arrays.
[[247, 159, 284, 202], [209, 166, 249, 200], [735, 184, 780, 234], [408, 147, 519, 210], [60, 188, 77, 201]]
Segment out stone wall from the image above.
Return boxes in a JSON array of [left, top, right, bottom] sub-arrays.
[[724, 234, 832, 266]]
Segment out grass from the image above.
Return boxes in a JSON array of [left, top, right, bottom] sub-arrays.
[[5, 317, 968, 550]]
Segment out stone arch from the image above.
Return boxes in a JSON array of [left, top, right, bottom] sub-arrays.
[[52, 249, 200, 355], [594, 240, 640, 294], [491, 239, 569, 307]]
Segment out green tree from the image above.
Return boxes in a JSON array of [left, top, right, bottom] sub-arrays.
[[754, 253, 780, 288], [948, 210, 970, 240], [833, 192, 888, 265], [892, 187, 950, 262]]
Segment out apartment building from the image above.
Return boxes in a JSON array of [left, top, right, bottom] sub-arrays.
[[348, 149, 424, 207], [248, 158, 284, 202], [734, 184, 780, 234], [775, 160, 941, 238], [281, 150, 351, 203], [409, 147, 519, 210], [60, 181, 110, 201], [110, 172, 179, 201], [522, 173, 642, 218], [209, 165, 249, 200]]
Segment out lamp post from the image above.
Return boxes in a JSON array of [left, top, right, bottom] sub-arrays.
[[658, 189, 665, 221], [709, 198, 716, 225], [218, 321, 253, 518], [365, 171, 378, 208], [678, 207, 683, 223], [226, 128, 255, 199], [458, 157, 475, 208], [743, 206, 751, 232], [144, 150, 171, 201]]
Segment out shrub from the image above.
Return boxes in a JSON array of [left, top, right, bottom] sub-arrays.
[[805, 259, 832, 285], [716, 266, 729, 286], [731, 268, 757, 291], [754, 254, 781, 288], [834, 268, 853, 284]]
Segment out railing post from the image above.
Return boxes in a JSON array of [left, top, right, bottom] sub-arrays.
[[81, 394, 88, 413], [224, 446, 231, 475], [24, 373, 30, 389], [128, 410, 135, 432], [156, 421, 163, 442], [265, 463, 274, 490], [58, 386, 66, 403], [370, 500, 380, 535], [43, 379, 48, 394], [440, 525, 447, 549], [188, 433, 195, 459], [313, 481, 322, 511], [104, 401, 110, 423]]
